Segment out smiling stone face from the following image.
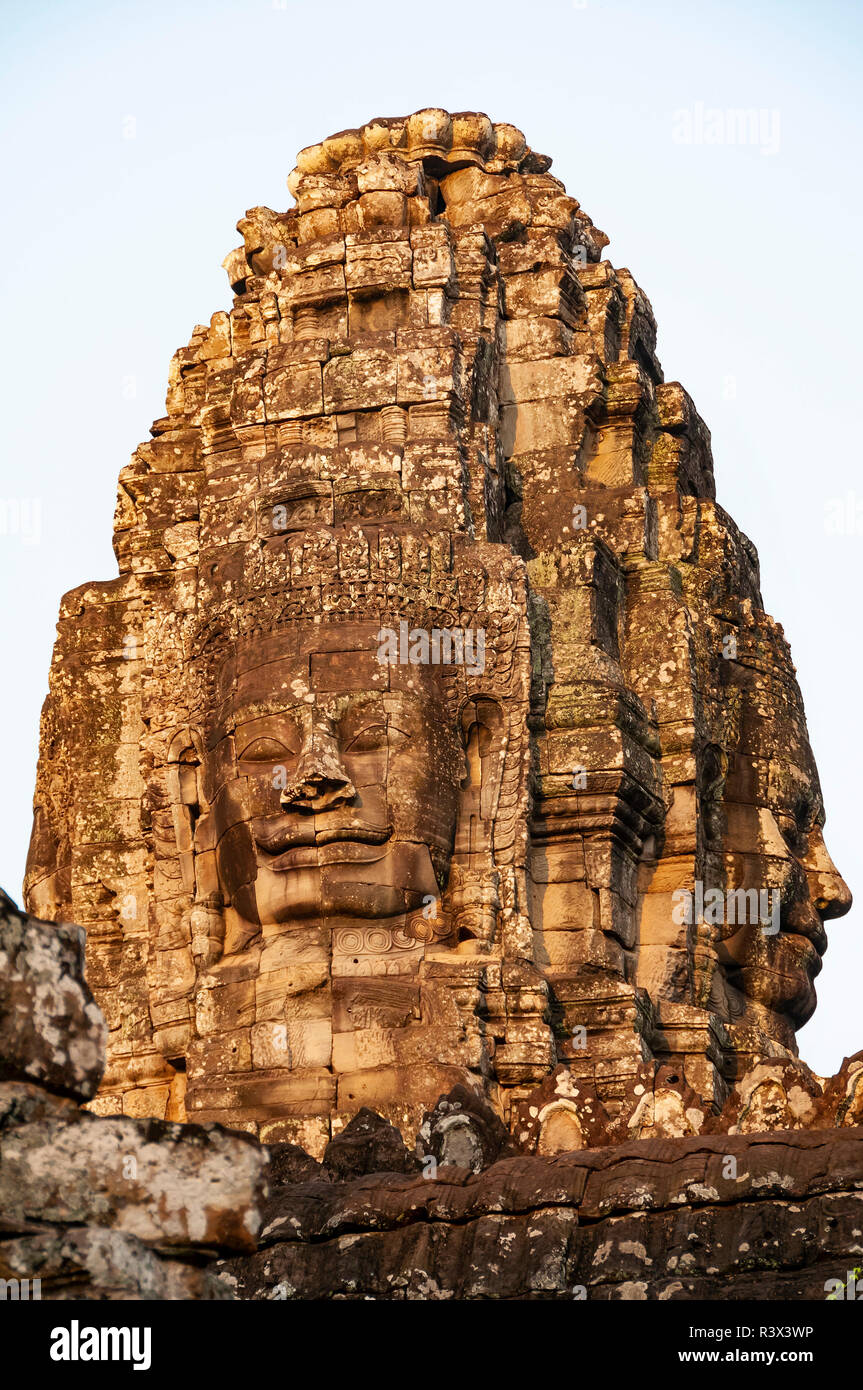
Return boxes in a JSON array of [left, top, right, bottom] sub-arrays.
[[201, 623, 461, 944], [146, 531, 538, 1143], [710, 641, 851, 1049]]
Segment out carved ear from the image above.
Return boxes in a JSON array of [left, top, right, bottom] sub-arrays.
[[700, 741, 728, 847], [438, 696, 506, 947], [166, 728, 207, 899], [166, 728, 224, 965], [454, 696, 506, 865]]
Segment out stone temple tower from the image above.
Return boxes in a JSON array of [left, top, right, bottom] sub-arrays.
[[26, 109, 850, 1157]]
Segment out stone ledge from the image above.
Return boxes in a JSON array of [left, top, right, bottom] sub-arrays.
[[217, 1128, 863, 1300]]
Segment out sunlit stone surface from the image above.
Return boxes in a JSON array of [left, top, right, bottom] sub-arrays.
[[25, 109, 851, 1157]]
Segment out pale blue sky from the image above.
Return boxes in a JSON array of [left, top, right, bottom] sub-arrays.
[[1, 0, 861, 1073]]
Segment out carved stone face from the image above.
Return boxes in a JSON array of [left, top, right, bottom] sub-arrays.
[[200, 621, 463, 953], [715, 672, 851, 1042]]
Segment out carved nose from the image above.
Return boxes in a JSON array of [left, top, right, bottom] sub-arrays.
[[280, 769, 356, 812], [814, 871, 853, 921], [806, 829, 853, 920], [279, 732, 356, 812]]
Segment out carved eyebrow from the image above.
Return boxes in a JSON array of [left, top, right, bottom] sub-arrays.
[[343, 724, 411, 753], [232, 712, 304, 741], [237, 733, 299, 756]]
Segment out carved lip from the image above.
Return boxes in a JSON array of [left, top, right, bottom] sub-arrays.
[[780, 907, 828, 957], [252, 817, 393, 868], [779, 928, 826, 967], [316, 824, 392, 847], [270, 840, 390, 871]]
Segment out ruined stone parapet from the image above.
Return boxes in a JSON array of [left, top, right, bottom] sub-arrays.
[[0, 893, 268, 1299], [219, 1126, 863, 1300]]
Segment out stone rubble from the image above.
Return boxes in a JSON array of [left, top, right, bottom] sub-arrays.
[[0, 892, 267, 1299]]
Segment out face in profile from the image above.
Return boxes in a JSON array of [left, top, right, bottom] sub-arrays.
[[714, 679, 851, 1045], [199, 621, 464, 948]]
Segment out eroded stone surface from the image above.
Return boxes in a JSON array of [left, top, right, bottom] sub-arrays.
[[0, 1110, 267, 1250], [418, 1083, 518, 1171], [220, 1127, 863, 1300], [0, 895, 268, 1299], [0, 1226, 231, 1301], [712, 1060, 823, 1135], [0, 889, 105, 1101], [324, 1106, 415, 1177]]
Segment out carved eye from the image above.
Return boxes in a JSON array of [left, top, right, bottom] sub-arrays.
[[346, 725, 408, 753], [780, 822, 804, 855], [238, 737, 294, 762], [780, 799, 813, 856]]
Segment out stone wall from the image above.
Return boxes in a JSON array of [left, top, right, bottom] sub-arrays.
[[220, 1126, 863, 1300]]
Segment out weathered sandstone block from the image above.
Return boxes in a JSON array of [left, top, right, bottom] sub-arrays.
[[0, 1110, 267, 1251], [0, 889, 105, 1102]]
